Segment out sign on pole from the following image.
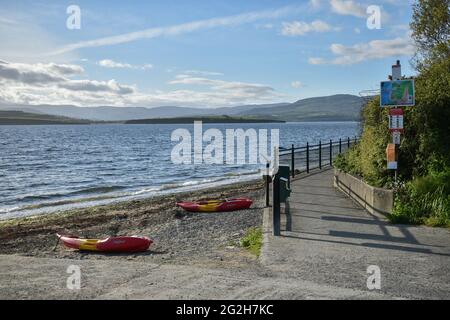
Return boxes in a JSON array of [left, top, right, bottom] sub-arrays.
[[381, 79, 415, 107], [386, 143, 397, 170], [389, 108, 404, 132], [392, 131, 401, 145]]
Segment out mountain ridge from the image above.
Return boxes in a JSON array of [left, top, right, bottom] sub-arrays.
[[0, 94, 363, 122]]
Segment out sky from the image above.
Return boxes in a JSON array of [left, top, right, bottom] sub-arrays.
[[0, 0, 417, 108]]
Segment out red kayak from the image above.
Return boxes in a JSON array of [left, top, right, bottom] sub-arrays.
[[57, 234, 153, 252], [176, 198, 253, 213]]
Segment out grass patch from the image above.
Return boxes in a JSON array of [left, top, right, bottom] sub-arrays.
[[389, 170, 450, 228], [240, 227, 263, 257]]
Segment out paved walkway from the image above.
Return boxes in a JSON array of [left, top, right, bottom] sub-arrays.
[[261, 168, 450, 299], [1, 169, 449, 299]]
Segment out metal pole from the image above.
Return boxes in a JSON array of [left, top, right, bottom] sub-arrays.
[[272, 174, 281, 236], [291, 144, 295, 178], [348, 137, 350, 149], [306, 142, 310, 173], [330, 139, 333, 166], [265, 162, 270, 207], [339, 138, 342, 154], [319, 140, 322, 170]]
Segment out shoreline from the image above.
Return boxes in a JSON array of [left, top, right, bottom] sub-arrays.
[[0, 179, 266, 267], [0, 172, 262, 220]]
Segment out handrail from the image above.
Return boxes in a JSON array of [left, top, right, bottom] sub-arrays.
[[279, 136, 360, 155], [269, 135, 360, 236], [279, 136, 360, 176]]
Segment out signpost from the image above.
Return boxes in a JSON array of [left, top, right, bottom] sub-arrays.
[[380, 60, 415, 180], [392, 131, 401, 145], [386, 143, 397, 170], [389, 108, 404, 132], [380, 79, 415, 107]]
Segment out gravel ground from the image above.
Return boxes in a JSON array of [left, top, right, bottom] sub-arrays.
[[0, 180, 265, 267]]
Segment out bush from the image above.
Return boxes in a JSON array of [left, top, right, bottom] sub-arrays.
[[334, 96, 393, 188], [390, 168, 450, 227], [240, 227, 262, 256], [336, 0, 449, 227]]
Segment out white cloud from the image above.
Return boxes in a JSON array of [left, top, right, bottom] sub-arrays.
[[329, 0, 366, 18], [308, 36, 416, 65], [255, 23, 274, 30], [0, 61, 284, 108], [98, 59, 153, 70], [169, 75, 276, 98], [59, 79, 135, 94], [281, 20, 338, 36], [0, 61, 83, 84], [354, 27, 361, 34], [48, 5, 305, 56], [309, 0, 322, 9], [0, 60, 134, 95], [0, 11, 78, 63], [183, 70, 224, 76], [291, 81, 304, 88], [308, 57, 327, 65]]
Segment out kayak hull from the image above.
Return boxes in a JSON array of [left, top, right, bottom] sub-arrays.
[[177, 198, 253, 212], [58, 235, 153, 252]]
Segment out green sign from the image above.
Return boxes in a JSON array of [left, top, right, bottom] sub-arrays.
[[380, 79, 415, 107]]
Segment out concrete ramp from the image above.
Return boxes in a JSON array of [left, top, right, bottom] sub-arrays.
[[261, 169, 450, 299]]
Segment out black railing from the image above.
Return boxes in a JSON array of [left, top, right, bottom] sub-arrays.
[[279, 136, 359, 177], [269, 136, 359, 236]]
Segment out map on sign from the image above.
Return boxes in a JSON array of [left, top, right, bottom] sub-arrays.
[[380, 80, 415, 107]]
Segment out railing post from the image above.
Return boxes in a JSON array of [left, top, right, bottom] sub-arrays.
[[272, 174, 281, 236], [306, 142, 310, 173], [330, 139, 333, 166], [348, 137, 350, 149], [339, 138, 342, 154], [291, 144, 295, 178], [265, 162, 270, 207], [319, 140, 322, 170]]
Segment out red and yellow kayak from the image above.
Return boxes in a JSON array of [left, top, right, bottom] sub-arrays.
[[176, 198, 253, 213], [57, 234, 153, 253]]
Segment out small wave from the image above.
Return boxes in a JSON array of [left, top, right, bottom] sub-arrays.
[[224, 170, 260, 177], [15, 185, 125, 202], [69, 185, 126, 195], [15, 194, 124, 211], [0, 206, 21, 214], [131, 187, 161, 195]]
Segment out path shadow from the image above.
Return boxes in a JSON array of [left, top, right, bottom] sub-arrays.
[[281, 233, 450, 257]]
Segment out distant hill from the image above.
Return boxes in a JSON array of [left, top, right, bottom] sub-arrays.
[[0, 110, 92, 125], [125, 116, 285, 124], [0, 94, 363, 122], [237, 95, 363, 121]]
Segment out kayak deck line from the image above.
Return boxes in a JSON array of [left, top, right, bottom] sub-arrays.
[[57, 234, 153, 253], [177, 198, 253, 213]]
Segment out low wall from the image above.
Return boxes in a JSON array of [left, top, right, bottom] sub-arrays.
[[333, 169, 394, 217]]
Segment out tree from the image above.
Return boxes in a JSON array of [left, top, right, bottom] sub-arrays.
[[411, 0, 450, 69]]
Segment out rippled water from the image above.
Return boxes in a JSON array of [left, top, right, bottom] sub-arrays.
[[0, 122, 359, 219]]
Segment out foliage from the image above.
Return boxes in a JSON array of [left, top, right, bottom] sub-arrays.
[[391, 168, 450, 227], [240, 227, 263, 256], [335, 0, 450, 226], [411, 0, 450, 70], [334, 96, 392, 187]]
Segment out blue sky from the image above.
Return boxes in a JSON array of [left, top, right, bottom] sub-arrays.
[[0, 0, 416, 108]]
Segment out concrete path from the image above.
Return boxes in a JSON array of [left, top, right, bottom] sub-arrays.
[[1, 169, 449, 299], [0, 254, 400, 300], [261, 168, 450, 299]]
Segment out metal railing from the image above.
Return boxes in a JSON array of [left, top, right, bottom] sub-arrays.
[[268, 136, 359, 236], [279, 136, 359, 178]]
